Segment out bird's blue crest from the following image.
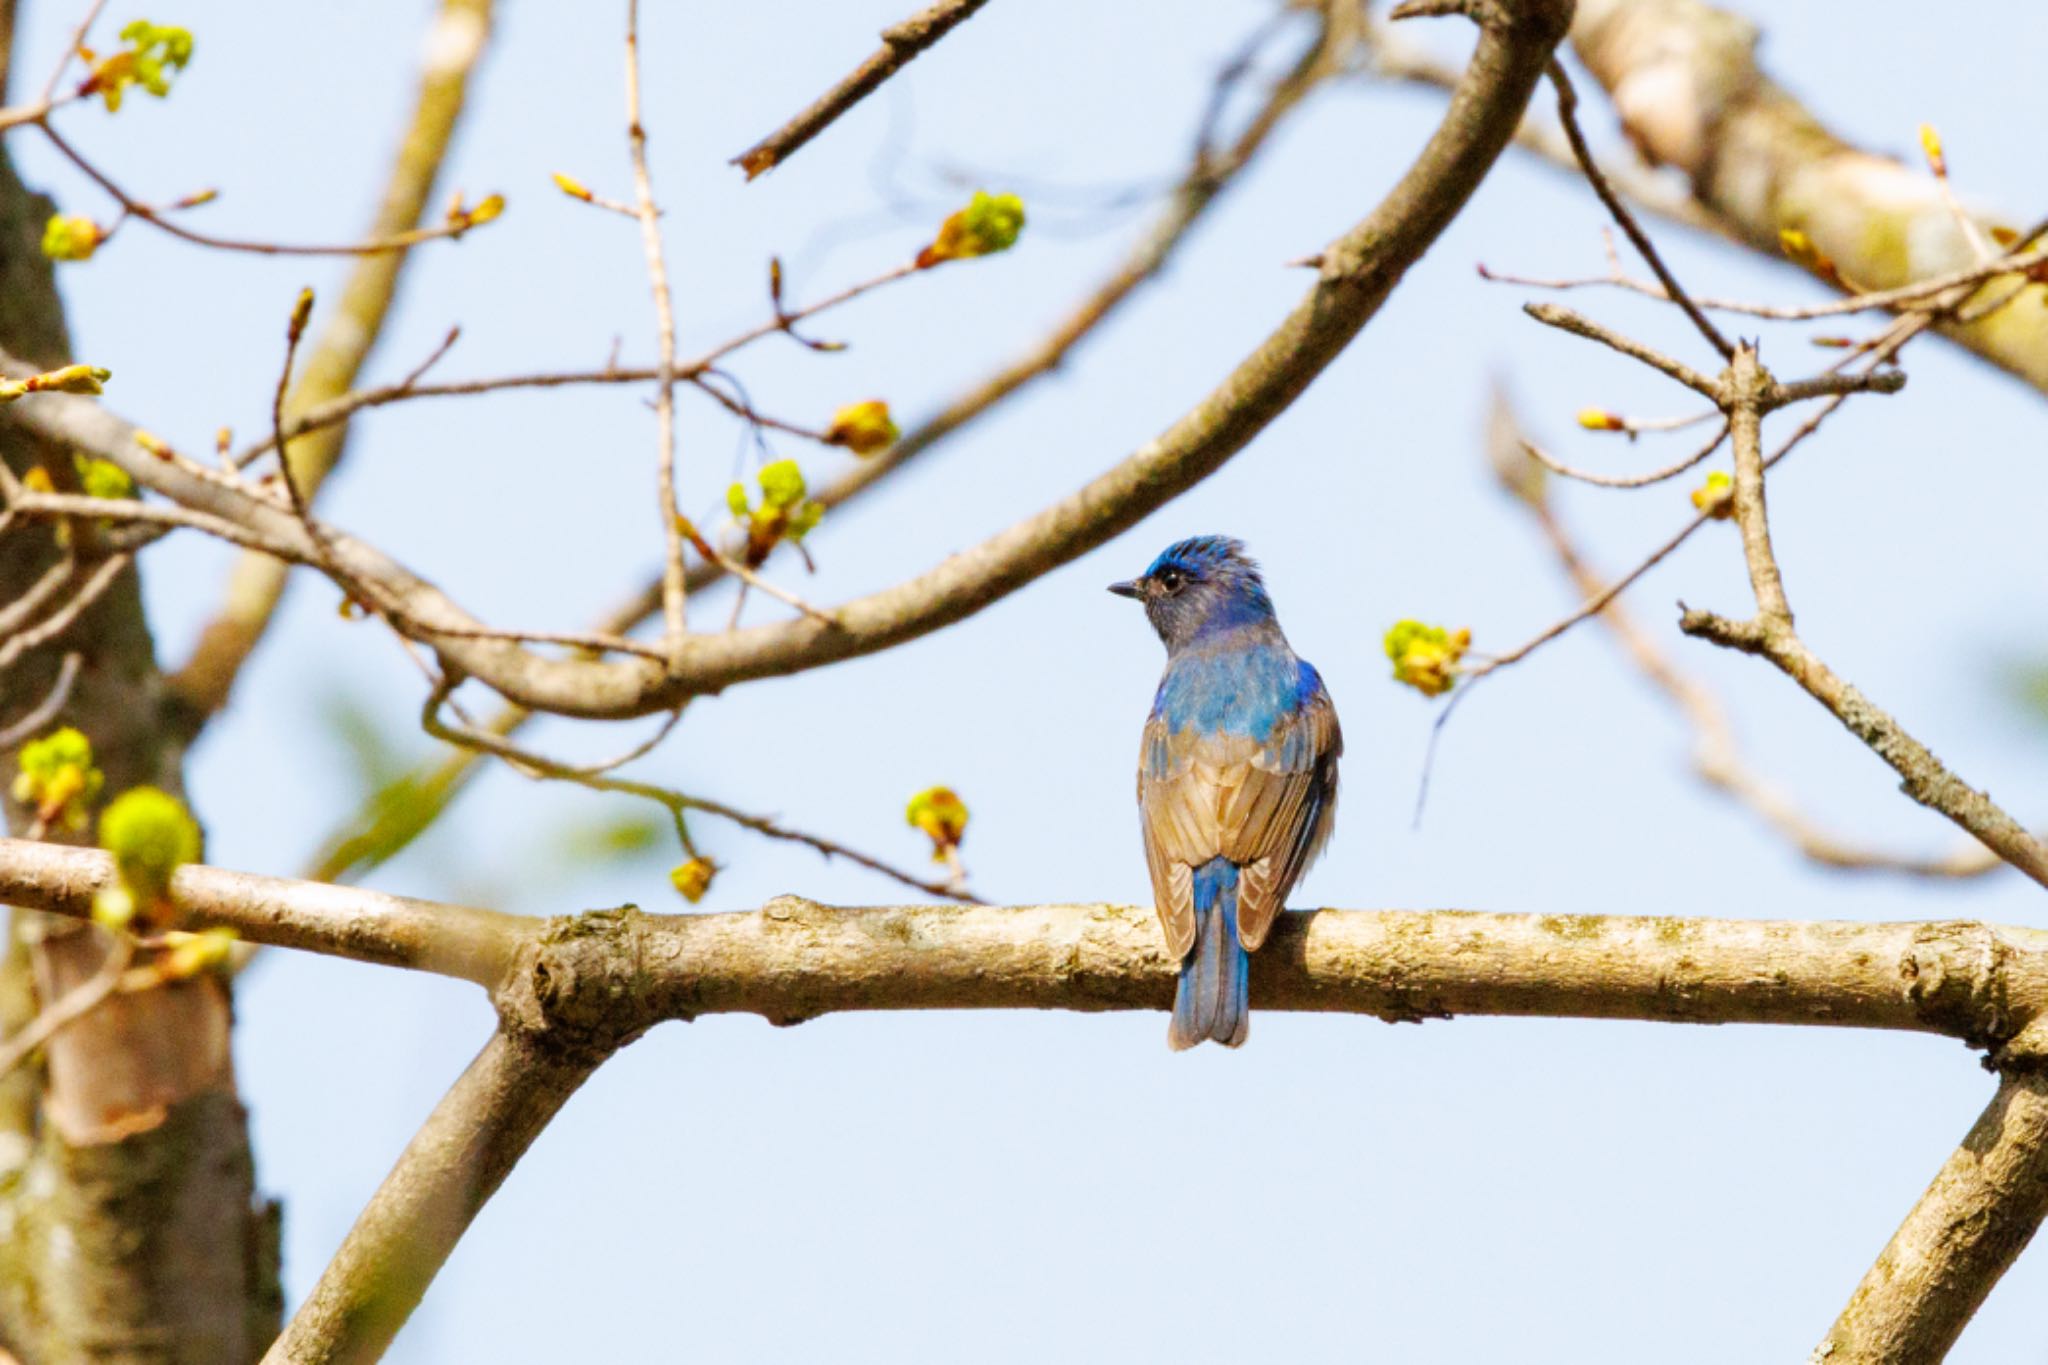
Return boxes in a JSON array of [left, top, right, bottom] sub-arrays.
[[1121, 534, 1277, 651], [1145, 535, 1264, 591]]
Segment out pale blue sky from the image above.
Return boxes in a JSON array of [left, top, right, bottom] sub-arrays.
[[12, 1, 2048, 1359]]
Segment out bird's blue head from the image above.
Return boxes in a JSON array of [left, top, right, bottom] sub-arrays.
[[1109, 535, 1277, 651]]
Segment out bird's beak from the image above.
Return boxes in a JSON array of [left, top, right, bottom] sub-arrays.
[[1107, 579, 1143, 599]]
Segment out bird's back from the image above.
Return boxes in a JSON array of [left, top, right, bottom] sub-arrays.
[[1139, 624, 1340, 956], [1151, 627, 1305, 741]]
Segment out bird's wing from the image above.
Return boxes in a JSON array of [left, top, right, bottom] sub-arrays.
[[1226, 686, 1342, 950], [1138, 714, 1260, 960], [1139, 687, 1341, 956]]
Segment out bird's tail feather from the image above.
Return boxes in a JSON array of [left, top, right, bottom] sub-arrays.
[[1169, 860, 1249, 1050]]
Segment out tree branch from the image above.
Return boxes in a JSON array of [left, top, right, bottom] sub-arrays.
[[15, 827, 2048, 1356], [6, 838, 2048, 1052], [10, 0, 1572, 722], [1679, 344, 2048, 890], [297, 8, 1359, 883], [295, 7, 1362, 885], [623, 0, 688, 655], [1487, 392, 2011, 879], [1815, 1069, 2048, 1363], [0, 839, 525, 986], [260, 1028, 605, 1365], [1570, 0, 2048, 398]]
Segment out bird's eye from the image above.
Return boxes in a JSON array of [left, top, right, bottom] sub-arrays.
[[1155, 567, 1185, 594]]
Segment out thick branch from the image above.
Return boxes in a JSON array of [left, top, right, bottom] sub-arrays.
[[261, 1029, 604, 1365], [1571, 0, 2048, 397], [5, 840, 2048, 1052], [1816, 1070, 2048, 1363]]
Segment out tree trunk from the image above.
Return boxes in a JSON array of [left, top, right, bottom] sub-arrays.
[[0, 46, 279, 1363]]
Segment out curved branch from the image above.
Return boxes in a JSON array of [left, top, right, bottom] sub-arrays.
[[292, 6, 1361, 884], [13, 0, 1569, 721]]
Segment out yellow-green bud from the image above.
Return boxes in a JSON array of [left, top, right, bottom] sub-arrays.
[[13, 726, 104, 831], [825, 400, 900, 456], [757, 459, 808, 510], [1691, 470, 1735, 520], [786, 500, 824, 541], [906, 786, 969, 860], [1383, 619, 1470, 698], [73, 454, 134, 499], [670, 857, 716, 904], [99, 786, 201, 915], [917, 191, 1025, 267], [41, 214, 102, 262]]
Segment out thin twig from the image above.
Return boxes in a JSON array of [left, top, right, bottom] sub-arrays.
[[0, 552, 77, 639], [730, 0, 994, 179], [0, 930, 131, 1079], [1679, 345, 2048, 889], [0, 652, 83, 748], [1545, 60, 1731, 359], [1523, 301, 1717, 396], [224, 250, 958, 467], [421, 680, 978, 903], [396, 325, 463, 392], [392, 619, 671, 662], [5, 491, 302, 560], [0, 554, 129, 670], [1478, 242, 2048, 322], [37, 0, 109, 104], [271, 291, 321, 531], [1519, 421, 1726, 490], [1494, 389, 2008, 878], [36, 121, 504, 258], [623, 0, 687, 658], [675, 519, 838, 626]]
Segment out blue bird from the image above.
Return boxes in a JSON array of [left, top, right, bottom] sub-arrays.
[[1111, 536, 1342, 1049]]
